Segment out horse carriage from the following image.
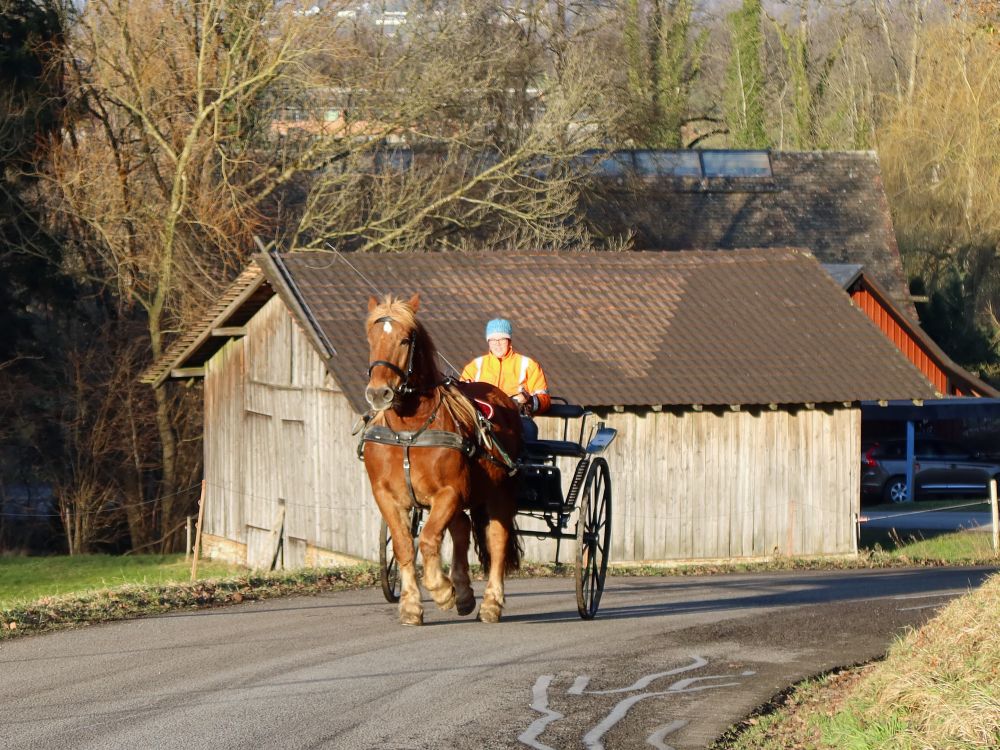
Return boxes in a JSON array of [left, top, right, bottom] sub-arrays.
[[379, 400, 617, 619], [361, 293, 616, 624]]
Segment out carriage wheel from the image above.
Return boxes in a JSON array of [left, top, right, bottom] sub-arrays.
[[575, 457, 612, 620], [379, 507, 423, 603]]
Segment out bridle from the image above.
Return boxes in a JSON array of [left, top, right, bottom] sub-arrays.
[[367, 316, 418, 396]]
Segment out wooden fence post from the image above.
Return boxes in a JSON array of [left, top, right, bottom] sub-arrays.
[[185, 516, 193, 562], [991, 479, 999, 558], [268, 500, 286, 572], [190, 480, 206, 581]]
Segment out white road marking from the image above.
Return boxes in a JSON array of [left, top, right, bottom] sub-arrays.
[[646, 719, 688, 750], [898, 603, 946, 612], [581, 671, 756, 750], [518, 675, 563, 750], [520, 660, 756, 750], [585, 656, 709, 694]]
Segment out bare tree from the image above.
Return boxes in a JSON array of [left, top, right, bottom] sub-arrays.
[[878, 18, 1000, 373], [42, 0, 327, 547], [35, 0, 624, 551], [53, 330, 139, 554], [283, 1, 623, 252]]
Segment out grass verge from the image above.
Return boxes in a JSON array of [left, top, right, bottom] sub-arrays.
[[719, 571, 1000, 749], [0, 564, 379, 640], [0, 553, 240, 606]]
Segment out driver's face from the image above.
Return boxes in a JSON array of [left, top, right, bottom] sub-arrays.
[[488, 337, 511, 357]]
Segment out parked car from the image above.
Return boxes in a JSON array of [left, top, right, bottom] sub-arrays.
[[861, 437, 1000, 504]]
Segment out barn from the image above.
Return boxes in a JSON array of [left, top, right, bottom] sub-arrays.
[[142, 249, 937, 569]]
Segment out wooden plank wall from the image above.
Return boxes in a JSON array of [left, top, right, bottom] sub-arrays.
[[204, 297, 384, 568], [203, 337, 245, 549], [580, 407, 860, 561], [204, 298, 861, 567]]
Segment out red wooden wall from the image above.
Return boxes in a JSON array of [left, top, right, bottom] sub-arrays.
[[850, 288, 956, 395]]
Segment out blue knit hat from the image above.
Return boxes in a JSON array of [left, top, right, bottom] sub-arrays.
[[485, 318, 512, 341]]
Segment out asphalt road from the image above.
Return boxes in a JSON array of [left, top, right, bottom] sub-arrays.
[[2, 567, 996, 750]]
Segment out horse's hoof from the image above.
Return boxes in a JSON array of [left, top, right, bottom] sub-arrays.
[[400, 611, 424, 626], [434, 588, 457, 612], [477, 603, 501, 624], [456, 595, 476, 616]]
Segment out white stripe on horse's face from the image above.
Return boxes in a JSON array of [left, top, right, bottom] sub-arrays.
[[383, 320, 393, 334]]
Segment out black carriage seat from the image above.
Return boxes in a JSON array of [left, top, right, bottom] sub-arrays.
[[522, 438, 586, 459], [545, 403, 587, 419], [520, 402, 588, 459]]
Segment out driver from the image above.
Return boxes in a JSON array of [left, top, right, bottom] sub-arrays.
[[461, 318, 551, 439]]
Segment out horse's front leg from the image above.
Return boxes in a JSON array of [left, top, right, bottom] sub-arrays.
[[448, 511, 476, 616], [418, 489, 461, 612], [379, 497, 424, 626]]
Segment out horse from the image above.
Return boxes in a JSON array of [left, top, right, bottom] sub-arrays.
[[361, 293, 523, 625]]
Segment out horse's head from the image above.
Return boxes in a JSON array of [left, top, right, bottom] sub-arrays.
[[365, 293, 422, 411]]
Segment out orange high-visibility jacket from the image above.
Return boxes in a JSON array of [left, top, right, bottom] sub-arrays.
[[460, 348, 551, 414]]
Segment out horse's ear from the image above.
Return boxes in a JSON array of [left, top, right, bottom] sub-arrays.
[[367, 295, 378, 313], [407, 293, 420, 312]]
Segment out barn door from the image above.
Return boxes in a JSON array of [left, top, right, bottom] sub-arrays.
[[244, 410, 278, 570], [243, 382, 307, 570], [278, 417, 307, 569]]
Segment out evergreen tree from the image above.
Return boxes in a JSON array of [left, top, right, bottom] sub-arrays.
[[622, 0, 704, 147], [724, 0, 767, 148], [0, 0, 67, 364]]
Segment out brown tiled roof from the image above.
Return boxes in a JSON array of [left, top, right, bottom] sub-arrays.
[[139, 264, 272, 386], [254, 248, 935, 413], [583, 151, 915, 318]]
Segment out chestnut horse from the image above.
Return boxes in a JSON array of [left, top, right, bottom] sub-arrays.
[[361, 294, 523, 624]]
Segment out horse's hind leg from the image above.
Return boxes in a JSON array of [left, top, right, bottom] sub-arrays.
[[479, 514, 513, 624], [418, 491, 460, 612], [448, 512, 476, 616]]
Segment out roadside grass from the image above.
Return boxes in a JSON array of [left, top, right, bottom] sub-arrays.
[[720, 572, 1000, 749], [0, 554, 241, 607], [862, 529, 998, 563], [1, 563, 380, 640]]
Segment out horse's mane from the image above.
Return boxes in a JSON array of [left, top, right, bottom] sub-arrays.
[[367, 295, 478, 435]]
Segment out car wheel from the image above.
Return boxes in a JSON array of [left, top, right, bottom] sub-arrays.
[[883, 476, 909, 504]]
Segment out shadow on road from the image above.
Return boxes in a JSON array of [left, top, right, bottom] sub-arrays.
[[502, 567, 999, 624]]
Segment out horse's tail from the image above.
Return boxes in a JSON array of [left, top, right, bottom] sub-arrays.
[[507, 518, 523, 573], [470, 506, 523, 574]]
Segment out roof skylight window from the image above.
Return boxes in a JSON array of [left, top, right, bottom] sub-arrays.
[[634, 150, 702, 177], [700, 150, 772, 177]]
